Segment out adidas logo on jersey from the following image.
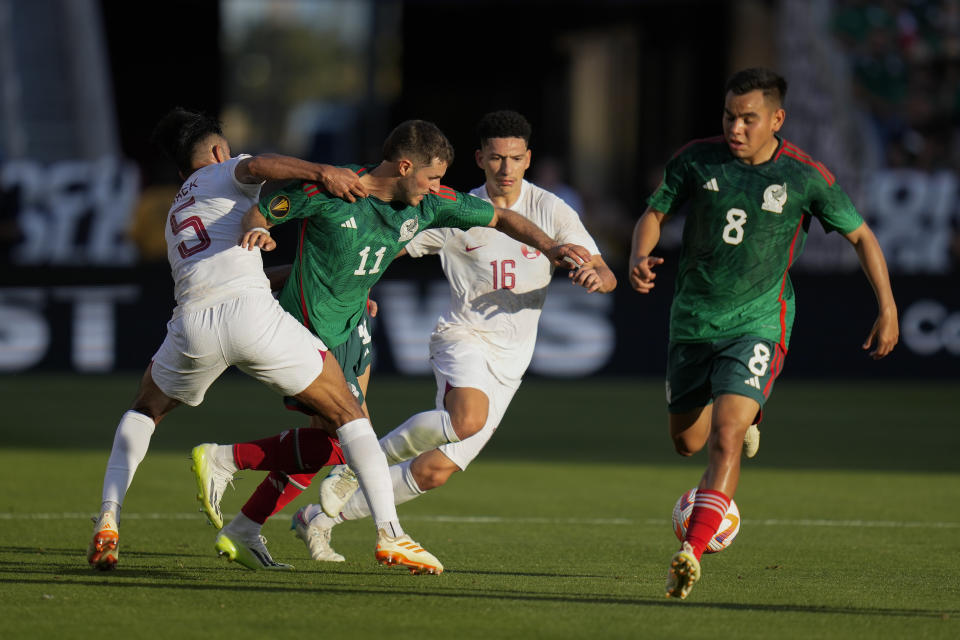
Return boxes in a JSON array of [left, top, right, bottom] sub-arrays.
[[744, 376, 761, 389], [702, 177, 719, 192], [340, 217, 357, 229]]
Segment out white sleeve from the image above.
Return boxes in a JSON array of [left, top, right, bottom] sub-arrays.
[[405, 228, 447, 257], [550, 198, 601, 256], [227, 154, 264, 200]]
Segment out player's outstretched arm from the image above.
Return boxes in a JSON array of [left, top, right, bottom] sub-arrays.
[[236, 154, 367, 202], [568, 254, 617, 293], [239, 205, 276, 251], [629, 207, 667, 294], [844, 222, 899, 359], [490, 207, 591, 268]]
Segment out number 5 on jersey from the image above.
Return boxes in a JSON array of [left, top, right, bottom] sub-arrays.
[[169, 197, 211, 258]]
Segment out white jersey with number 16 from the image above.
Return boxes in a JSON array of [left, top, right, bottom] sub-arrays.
[[405, 179, 600, 384]]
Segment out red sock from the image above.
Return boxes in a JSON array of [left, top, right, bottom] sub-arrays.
[[232, 428, 344, 472], [684, 489, 732, 560], [240, 471, 316, 524]]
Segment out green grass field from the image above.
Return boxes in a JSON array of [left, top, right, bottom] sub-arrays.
[[1, 374, 957, 639]]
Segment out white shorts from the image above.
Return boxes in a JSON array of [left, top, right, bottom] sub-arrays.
[[151, 292, 327, 406], [430, 334, 519, 470]]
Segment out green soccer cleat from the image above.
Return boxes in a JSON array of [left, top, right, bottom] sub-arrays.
[[375, 529, 443, 575], [214, 532, 293, 571], [87, 511, 119, 571], [665, 541, 701, 599], [291, 507, 344, 562], [191, 443, 234, 529], [318, 464, 359, 518], [743, 423, 761, 458]]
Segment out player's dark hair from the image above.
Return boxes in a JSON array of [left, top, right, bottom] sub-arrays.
[[476, 110, 532, 147], [725, 68, 787, 107], [383, 120, 454, 167], [151, 107, 223, 176]]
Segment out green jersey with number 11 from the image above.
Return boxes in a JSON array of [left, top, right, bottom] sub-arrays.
[[260, 165, 495, 347], [648, 136, 863, 349]]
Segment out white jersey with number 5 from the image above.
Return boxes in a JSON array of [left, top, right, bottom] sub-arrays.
[[405, 179, 600, 385], [165, 154, 270, 316]]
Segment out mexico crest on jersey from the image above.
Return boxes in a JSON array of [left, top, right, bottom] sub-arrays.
[[399, 218, 419, 242], [268, 195, 291, 218], [761, 183, 787, 214]]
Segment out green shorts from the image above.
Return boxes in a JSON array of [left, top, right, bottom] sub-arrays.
[[331, 312, 374, 405], [284, 312, 374, 413], [666, 336, 786, 417]]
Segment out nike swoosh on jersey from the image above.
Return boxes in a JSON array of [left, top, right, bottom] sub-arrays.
[[465, 245, 485, 252]]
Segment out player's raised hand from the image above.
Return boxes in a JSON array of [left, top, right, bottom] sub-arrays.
[[546, 243, 591, 269], [319, 165, 368, 203], [629, 256, 664, 294], [239, 228, 276, 252], [862, 307, 899, 360]]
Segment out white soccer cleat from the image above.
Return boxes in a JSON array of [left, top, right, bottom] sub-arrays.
[[191, 443, 235, 529], [743, 423, 761, 459], [318, 464, 359, 518], [665, 541, 701, 599], [375, 529, 443, 575], [87, 511, 119, 571], [291, 507, 344, 562], [214, 532, 293, 571]]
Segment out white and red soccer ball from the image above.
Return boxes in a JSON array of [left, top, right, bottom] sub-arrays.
[[672, 488, 741, 553]]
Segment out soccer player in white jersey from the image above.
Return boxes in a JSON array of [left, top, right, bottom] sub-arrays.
[[86, 107, 441, 573], [290, 110, 617, 562]]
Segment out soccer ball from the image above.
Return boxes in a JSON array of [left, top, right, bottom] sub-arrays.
[[672, 488, 741, 553]]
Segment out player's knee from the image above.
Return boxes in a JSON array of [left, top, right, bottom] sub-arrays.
[[415, 464, 459, 491], [450, 412, 486, 440], [673, 435, 697, 457], [709, 423, 747, 457]]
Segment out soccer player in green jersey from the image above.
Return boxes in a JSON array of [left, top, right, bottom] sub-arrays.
[[205, 119, 589, 572], [628, 68, 899, 600]]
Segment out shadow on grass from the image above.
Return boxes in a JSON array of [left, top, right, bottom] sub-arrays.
[[1, 572, 956, 621]]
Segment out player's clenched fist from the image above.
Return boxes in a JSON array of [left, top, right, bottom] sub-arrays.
[[629, 256, 665, 293]]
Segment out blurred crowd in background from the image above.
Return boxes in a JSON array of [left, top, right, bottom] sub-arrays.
[[834, 0, 960, 172]]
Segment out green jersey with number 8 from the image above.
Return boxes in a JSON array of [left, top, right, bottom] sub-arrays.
[[260, 165, 495, 347], [648, 136, 863, 349]]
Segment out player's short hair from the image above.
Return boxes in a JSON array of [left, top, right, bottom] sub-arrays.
[[725, 68, 788, 107], [151, 107, 223, 175], [383, 120, 454, 167], [477, 110, 532, 147]]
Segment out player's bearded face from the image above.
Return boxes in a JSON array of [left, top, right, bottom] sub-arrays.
[[398, 158, 448, 206], [476, 137, 531, 200], [722, 89, 785, 165]]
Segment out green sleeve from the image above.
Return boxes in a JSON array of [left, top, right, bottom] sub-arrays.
[[426, 190, 495, 230], [646, 149, 691, 215], [258, 181, 332, 226], [811, 180, 864, 235]]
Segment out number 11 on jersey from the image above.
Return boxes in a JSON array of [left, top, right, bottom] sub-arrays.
[[354, 246, 387, 276]]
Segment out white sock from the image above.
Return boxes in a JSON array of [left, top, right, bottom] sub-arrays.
[[341, 460, 425, 521], [101, 410, 156, 507], [214, 443, 238, 474], [380, 410, 459, 465], [223, 512, 261, 540], [99, 500, 121, 519], [301, 505, 340, 528], [337, 418, 402, 537]]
